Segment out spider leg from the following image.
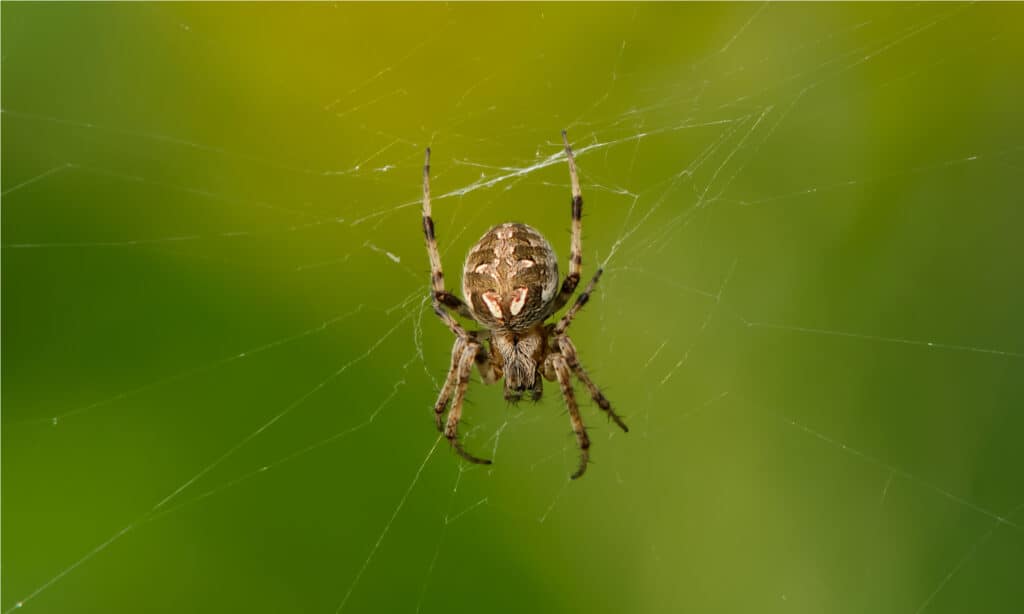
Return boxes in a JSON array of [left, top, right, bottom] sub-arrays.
[[433, 337, 468, 430], [436, 291, 476, 320], [549, 353, 590, 480], [445, 341, 492, 465], [547, 131, 585, 316], [422, 148, 476, 336], [557, 334, 628, 432], [553, 266, 603, 335]]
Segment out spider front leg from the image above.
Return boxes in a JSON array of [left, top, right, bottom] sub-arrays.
[[547, 131, 585, 316], [421, 148, 476, 331]]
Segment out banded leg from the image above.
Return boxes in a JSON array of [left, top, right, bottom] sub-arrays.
[[557, 334, 628, 432], [437, 291, 475, 320], [445, 340, 492, 465], [554, 267, 603, 335], [421, 148, 474, 333], [550, 353, 590, 479], [548, 131, 585, 315], [433, 337, 468, 430]]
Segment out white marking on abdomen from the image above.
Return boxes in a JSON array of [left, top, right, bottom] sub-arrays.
[[482, 291, 504, 319], [541, 266, 557, 302], [509, 287, 529, 315]]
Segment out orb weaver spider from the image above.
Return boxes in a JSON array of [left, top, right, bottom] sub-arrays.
[[421, 132, 627, 479]]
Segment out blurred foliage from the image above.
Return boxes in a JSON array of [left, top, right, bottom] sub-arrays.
[[4, 3, 1023, 613]]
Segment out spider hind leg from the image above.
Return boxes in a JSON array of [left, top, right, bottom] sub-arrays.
[[450, 438, 492, 466], [546, 352, 590, 479], [558, 335, 628, 433], [443, 341, 493, 465]]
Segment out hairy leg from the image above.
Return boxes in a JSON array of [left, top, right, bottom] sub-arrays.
[[547, 131, 585, 315], [433, 337, 467, 430], [445, 341, 492, 465], [554, 267, 603, 335], [421, 148, 475, 336], [557, 334, 628, 432], [549, 353, 590, 480]]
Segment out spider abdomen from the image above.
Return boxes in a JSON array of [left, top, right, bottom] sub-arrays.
[[462, 222, 559, 331]]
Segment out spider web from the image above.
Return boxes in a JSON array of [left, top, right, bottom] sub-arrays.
[[4, 3, 1023, 613]]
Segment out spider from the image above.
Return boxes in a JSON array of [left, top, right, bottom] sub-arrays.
[[421, 131, 628, 480]]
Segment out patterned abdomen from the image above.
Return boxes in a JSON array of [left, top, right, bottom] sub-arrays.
[[462, 223, 559, 331]]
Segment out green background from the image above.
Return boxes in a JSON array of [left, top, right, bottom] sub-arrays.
[[4, 3, 1023, 613]]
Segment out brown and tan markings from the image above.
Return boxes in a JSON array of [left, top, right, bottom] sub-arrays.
[[420, 131, 627, 480]]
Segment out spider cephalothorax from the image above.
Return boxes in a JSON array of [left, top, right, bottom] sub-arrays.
[[421, 132, 627, 479]]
